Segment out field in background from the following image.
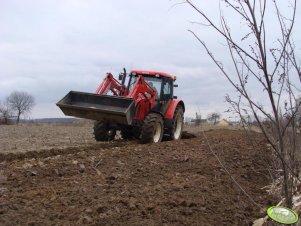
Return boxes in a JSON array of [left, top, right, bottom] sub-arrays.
[[0, 124, 95, 154], [0, 123, 259, 154]]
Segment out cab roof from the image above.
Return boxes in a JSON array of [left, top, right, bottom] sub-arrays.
[[130, 70, 174, 79]]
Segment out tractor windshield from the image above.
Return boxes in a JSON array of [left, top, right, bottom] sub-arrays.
[[128, 75, 162, 98]]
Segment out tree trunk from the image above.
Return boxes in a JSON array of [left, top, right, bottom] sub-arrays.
[[17, 111, 20, 124], [282, 159, 292, 207]]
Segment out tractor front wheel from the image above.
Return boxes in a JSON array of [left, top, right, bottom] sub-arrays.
[[140, 113, 163, 143], [169, 105, 184, 140], [93, 121, 116, 141]]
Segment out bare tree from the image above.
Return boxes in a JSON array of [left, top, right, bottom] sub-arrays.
[[7, 91, 35, 124], [185, 0, 300, 208], [0, 100, 12, 124], [207, 112, 221, 124]]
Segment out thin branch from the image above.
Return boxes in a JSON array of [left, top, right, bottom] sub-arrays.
[[202, 131, 262, 209], [185, 0, 261, 65], [188, 29, 274, 122], [271, 0, 297, 78]]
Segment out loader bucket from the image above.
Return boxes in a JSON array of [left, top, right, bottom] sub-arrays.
[[56, 91, 135, 125]]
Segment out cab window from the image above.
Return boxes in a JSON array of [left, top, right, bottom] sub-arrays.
[[162, 80, 172, 100], [128, 75, 162, 99]]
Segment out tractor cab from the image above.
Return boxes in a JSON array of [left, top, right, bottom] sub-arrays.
[[127, 70, 176, 114]]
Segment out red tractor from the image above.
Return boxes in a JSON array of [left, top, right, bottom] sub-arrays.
[[57, 69, 185, 143]]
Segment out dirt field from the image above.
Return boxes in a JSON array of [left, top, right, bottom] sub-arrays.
[[0, 124, 277, 225], [0, 124, 95, 154]]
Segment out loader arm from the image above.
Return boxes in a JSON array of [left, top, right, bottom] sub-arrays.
[[95, 73, 127, 96], [128, 75, 157, 120]]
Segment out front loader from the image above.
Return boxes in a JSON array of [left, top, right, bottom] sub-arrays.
[[57, 69, 185, 143]]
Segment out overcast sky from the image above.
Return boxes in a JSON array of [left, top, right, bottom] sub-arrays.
[[0, 0, 300, 120]]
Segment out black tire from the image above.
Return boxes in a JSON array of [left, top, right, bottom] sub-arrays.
[[140, 113, 164, 144], [132, 126, 141, 139], [169, 105, 184, 140], [120, 126, 133, 140], [93, 121, 116, 141]]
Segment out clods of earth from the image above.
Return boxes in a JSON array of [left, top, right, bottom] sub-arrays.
[[0, 128, 277, 225]]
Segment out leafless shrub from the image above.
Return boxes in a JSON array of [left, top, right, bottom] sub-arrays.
[[186, 0, 300, 207], [207, 112, 221, 125], [0, 100, 13, 124]]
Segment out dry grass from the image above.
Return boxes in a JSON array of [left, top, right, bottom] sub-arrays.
[[185, 123, 262, 134]]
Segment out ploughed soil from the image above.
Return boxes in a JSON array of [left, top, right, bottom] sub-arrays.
[[0, 128, 277, 226]]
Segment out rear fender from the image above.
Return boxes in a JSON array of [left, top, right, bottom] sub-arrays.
[[164, 100, 185, 119]]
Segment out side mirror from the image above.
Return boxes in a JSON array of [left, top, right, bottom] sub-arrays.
[[174, 84, 178, 87], [118, 73, 123, 81], [173, 96, 178, 99]]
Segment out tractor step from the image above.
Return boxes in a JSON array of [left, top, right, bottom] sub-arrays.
[[56, 91, 135, 125]]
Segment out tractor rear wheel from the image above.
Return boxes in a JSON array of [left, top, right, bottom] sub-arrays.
[[140, 113, 164, 143], [169, 105, 184, 140], [93, 121, 116, 141]]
